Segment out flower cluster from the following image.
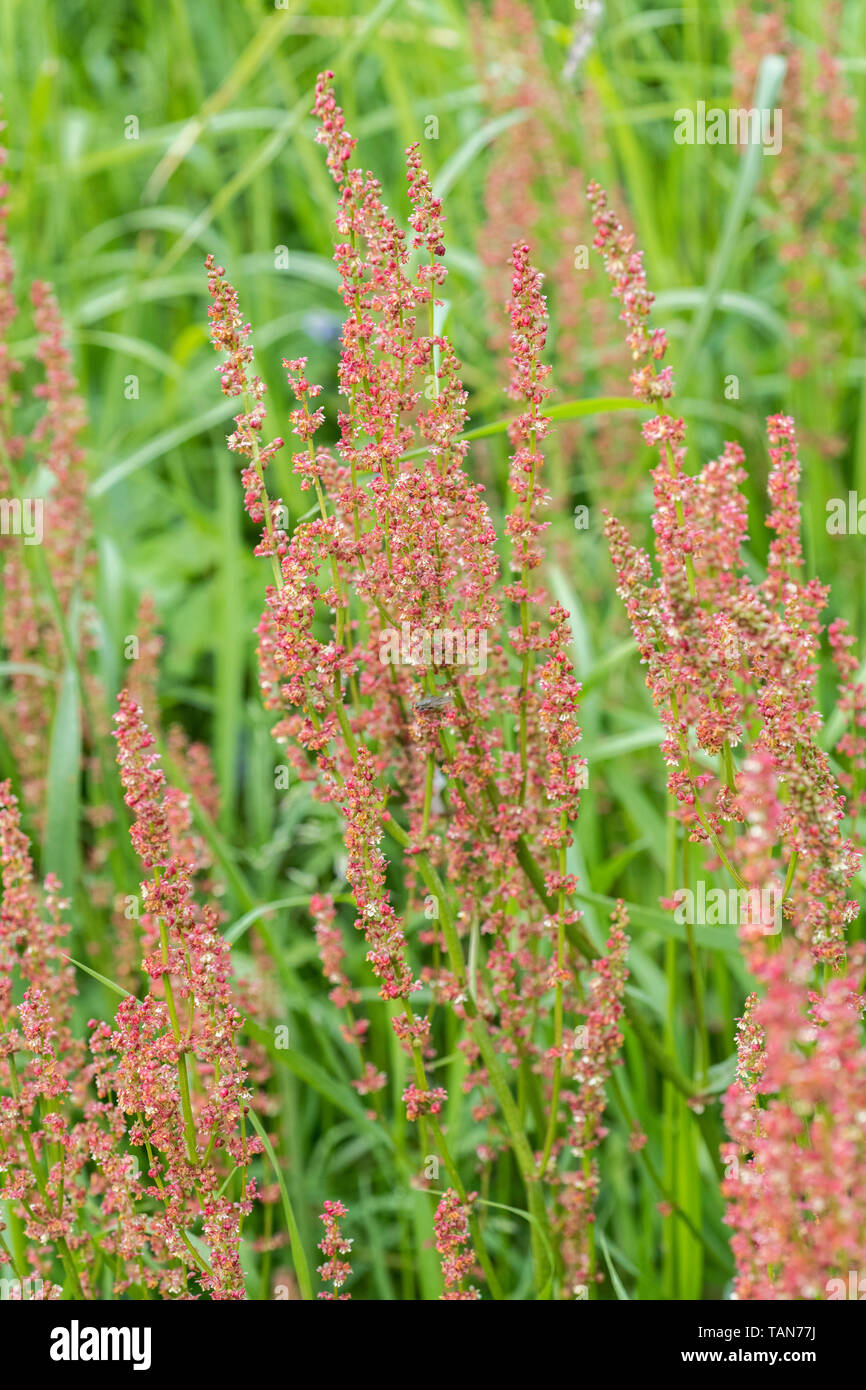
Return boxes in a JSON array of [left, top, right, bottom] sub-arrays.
[[316, 1199, 352, 1299], [722, 941, 866, 1298], [587, 181, 672, 402], [727, 0, 859, 460], [591, 178, 866, 1297], [0, 261, 94, 823], [0, 696, 263, 1300], [0, 752, 260, 1298], [433, 1189, 480, 1300], [594, 182, 860, 970], [205, 74, 630, 1298]]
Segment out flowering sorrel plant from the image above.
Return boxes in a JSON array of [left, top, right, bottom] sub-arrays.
[[589, 180, 866, 1296], [0, 108, 279, 1299], [0, 713, 261, 1299], [2, 8, 865, 1309], [204, 71, 635, 1299]]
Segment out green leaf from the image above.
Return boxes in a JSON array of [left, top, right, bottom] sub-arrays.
[[463, 395, 647, 442], [0, 661, 55, 681], [154, 0, 405, 274], [573, 889, 742, 957], [63, 954, 132, 999], [705, 1053, 738, 1096], [268, 1043, 394, 1153], [143, 7, 299, 202], [90, 399, 237, 497], [398, 397, 647, 461], [247, 1108, 313, 1302], [77, 329, 184, 381], [433, 109, 530, 200], [465, 1193, 555, 1300], [599, 1231, 631, 1300], [654, 288, 786, 340], [582, 723, 665, 761], [677, 53, 787, 390], [224, 896, 318, 946]]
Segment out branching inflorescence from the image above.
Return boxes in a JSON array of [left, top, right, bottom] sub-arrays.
[[205, 71, 630, 1298], [589, 181, 866, 1298]]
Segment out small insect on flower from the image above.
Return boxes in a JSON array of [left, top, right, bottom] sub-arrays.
[[413, 694, 454, 715]]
